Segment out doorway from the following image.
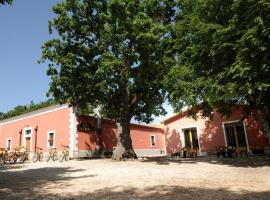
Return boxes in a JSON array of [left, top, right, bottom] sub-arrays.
[[25, 137, 31, 160], [181, 127, 199, 149], [224, 122, 248, 148], [24, 128, 32, 160]]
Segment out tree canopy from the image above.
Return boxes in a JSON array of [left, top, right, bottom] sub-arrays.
[[166, 0, 270, 140], [40, 0, 176, 160], [0, 0, 12, 5]]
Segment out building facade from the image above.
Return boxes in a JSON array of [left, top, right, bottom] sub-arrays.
[[0, 104, 269, 159], [0, 104, 165, 159], [163, 109, 269, 155]]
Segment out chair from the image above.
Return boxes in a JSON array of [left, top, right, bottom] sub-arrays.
[[227, 146, 238, 158], [216, 146, 226, 158]]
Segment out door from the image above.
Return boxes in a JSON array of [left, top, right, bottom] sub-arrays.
[[182, 128, 199, 148], [25, 137, 31, 160], [225, 122, 247, 148]]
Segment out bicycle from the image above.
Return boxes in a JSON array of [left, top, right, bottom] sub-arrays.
[[32, 147, 43, 162], [9, 146, 27, 164], [46, 147, 57, 162], [59, 145, 69, 162], [0, 148, 8, 164]]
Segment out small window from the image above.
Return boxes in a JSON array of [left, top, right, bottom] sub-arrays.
[[6, 138, 12, 150], [47, 131, 55, 148], [25, 129, 31, 135], [150, 135, 156, 147]]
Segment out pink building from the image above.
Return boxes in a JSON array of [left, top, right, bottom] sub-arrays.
[[163, 110, 269, 155], [0, 104, 165, 159], [0, 104, 268, 159]]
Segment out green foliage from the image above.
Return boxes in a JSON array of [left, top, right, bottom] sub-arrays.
[[0, 0, 12, 5], [40, 0, 176, 123], [166, 0, 270, 136], [0, 99, 56, 121]]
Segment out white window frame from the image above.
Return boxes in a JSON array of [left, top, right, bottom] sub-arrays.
[[6, 137, 12, 150], [150, 134, 156, 147], [222, 120, 250, 152], [47, 130, 56, 149]]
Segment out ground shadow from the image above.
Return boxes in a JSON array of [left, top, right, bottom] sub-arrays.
[[139, 155, 270, 168], [2, 185, 269, 200], [0, 165, 96, 199]]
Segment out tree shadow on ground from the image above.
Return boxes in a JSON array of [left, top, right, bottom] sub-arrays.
[[3, 185, 269, 200], [0, 165, 96, 200], [139, 156, 270, 168]]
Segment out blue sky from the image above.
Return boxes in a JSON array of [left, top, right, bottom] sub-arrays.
[[0, 0, 174, 123], [0, 0, 58, 112]]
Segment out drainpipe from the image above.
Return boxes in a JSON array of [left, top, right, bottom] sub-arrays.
[[19, 129, 22, 146], [34, 126, 38, 153]]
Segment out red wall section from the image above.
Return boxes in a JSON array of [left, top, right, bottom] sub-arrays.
[[77, 117, 165, 152], [130, 124, 164, 150], [101, 120, 117, 150], [77, 116, 99, 151], [0, 107, 70, 153]]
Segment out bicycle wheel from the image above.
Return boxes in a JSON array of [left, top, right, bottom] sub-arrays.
[[59, 152, 65, 162], [52, 151, 58, 161], [3, 154, 8, 164], [19, 152, 27, 164], [46, 153, 51, 162], [9, 154, 17, 164], [32, 153, 39, 163], [65, 151, 70, 161], [39, 152, 43, 162]]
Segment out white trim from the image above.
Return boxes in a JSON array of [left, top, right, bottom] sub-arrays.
[[0, 105, 69, 126], [69, 107, 78, 157], [23, 127, 33, 158], [6, 137, 12, 150], [222, 120, 250, 152], [179, 126, 201, 151], [150, 134, 156, 147], [47, 130, 56, 149]]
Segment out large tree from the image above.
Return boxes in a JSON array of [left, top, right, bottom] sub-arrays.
[[40, 0, 176, 160], [166, 0, 270, 142]]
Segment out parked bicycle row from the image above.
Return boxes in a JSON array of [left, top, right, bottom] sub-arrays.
[[0, 145, 70, 164]]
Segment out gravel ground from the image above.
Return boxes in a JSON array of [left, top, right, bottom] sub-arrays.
[[0, 157, 270, 200]]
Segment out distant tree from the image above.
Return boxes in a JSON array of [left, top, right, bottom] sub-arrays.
[[166, 0, 270, 142], [0, 99, 55, 121], [40, 0, 176, 160], [0, 0, 12, 5]]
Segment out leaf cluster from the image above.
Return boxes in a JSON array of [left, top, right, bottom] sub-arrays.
[[40, 0, 177, 123], [167, 0, 270, 120]]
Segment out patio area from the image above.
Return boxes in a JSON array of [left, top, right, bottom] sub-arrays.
[[0, 157, 270, 200]]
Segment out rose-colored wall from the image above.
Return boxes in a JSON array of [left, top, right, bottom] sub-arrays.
[[164, 110, 269, 154], [0, 107, 70, 152], [77, 116, 100, 151], [131, 125, 165, 150], [77, 117, 165, 151]]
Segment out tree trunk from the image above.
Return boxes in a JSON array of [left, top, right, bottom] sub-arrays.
[[112, 119, 137, 161]]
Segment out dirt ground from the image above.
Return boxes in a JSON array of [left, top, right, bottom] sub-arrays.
[[0, 156, 270, 200]]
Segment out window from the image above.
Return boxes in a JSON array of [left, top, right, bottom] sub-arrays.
[[150, 135, 156, 147], [25, 129, 31, 135], [47, 131, 56, 148], [6, 138, 12, 150]]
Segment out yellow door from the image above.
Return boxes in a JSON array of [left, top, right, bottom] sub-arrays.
[[26, 138, 31, 160]]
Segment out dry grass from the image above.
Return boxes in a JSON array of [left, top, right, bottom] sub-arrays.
[[0, 156, 270, 200]]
